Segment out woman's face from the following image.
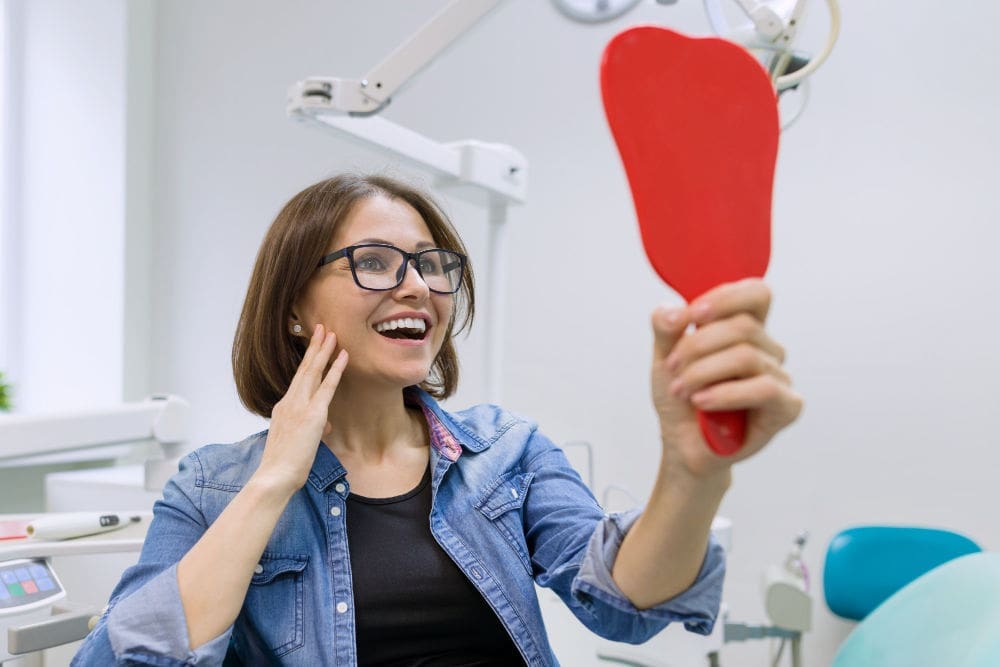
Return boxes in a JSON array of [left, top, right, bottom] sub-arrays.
[[293, 194, 455, 392]]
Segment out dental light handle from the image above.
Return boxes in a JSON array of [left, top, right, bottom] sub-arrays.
[[25, 513, 139, 541]]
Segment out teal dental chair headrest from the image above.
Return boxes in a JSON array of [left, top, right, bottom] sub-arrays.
[[824, 525, 981, 622]]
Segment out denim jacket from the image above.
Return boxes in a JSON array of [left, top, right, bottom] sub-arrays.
[[72, 388, 725, 666]]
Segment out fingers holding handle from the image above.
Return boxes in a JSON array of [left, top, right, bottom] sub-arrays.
[[652, 280, 802, 467]]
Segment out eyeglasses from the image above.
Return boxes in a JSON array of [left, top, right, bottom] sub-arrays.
[[318, 243, 467, 294]]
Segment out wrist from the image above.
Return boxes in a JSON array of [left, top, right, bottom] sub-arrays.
[[245, 470, 301, 505], [659, 457, 732, 496]]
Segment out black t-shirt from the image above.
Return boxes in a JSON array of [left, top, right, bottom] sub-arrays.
[[346, 465, 527, 666]]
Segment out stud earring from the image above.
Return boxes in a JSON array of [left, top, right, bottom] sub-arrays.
[[292, 324, 302, 334]]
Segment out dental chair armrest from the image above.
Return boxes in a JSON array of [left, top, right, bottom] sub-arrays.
[[6, 603, 100, 655]]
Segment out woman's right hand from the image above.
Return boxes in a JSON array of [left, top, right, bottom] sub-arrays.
[[254, 324, 348, 495]]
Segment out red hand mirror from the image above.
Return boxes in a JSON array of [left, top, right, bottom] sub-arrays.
[[601, 26, 779, 456]]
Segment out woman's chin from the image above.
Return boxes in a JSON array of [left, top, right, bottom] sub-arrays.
[[386, 368, 433, 390]]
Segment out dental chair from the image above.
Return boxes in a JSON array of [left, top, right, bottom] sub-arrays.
[[824, 525, 999, 667]]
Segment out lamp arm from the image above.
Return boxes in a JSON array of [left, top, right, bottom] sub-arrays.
[[292, 0, 503, 116]]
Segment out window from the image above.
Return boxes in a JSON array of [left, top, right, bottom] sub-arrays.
[[0, 0, 130, 414], [0, 0, 14, 387]]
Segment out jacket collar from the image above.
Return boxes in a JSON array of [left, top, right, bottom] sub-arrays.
[[306, 443, 348, 492], [406, 386, 493, 454]]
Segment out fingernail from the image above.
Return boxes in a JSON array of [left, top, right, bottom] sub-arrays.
[[314, 324, 323, 336], [691, 390, 711, 407], [692, 301, 711, 319], [669, 379, 685, 398]]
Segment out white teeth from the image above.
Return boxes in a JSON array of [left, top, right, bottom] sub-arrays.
[[375, 318, 427, 333]]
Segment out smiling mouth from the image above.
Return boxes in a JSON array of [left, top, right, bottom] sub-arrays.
[[374, 317, 428, 341]]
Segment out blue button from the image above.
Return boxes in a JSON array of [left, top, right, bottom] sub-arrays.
[[35, 578, 55, 592], [1, 571, 16, 584], [0, 585, 10, 600], [29, 564, 48, 579], [15, 568, 31, 582]]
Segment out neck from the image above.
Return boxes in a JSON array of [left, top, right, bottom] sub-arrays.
[[324, 378, 424, 461]]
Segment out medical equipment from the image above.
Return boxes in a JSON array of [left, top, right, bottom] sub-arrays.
[[831, 552, 1000, 667], [0, 512, 152, 666], [823, 527, 992, 666], [701, 0, 841, 91], [824, 526, 982, 623], [0, 398, 189, 663], [0, 395, 189, 492], [552, 0, 646, 23], [552, 0, 841, 93], [763, 532, 811, 633], [1, 558, 68, 665], [721, 532, 810, 667], [24, 513, 141, 541], [286, 0, 839, 401]]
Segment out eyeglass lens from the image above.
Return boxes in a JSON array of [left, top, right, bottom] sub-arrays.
[[352, 245, 462, 293]]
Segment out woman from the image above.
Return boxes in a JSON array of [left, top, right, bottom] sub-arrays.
[[73, 174, 801, 666]]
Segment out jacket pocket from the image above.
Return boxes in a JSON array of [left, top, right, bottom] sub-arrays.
[[475, 470, 535, 574], [242, 552, 309, 657]]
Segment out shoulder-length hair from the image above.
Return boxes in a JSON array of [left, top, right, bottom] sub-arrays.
[[232, 174, 475, 418]]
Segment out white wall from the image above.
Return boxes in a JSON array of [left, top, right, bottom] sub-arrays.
[[38, 0, 999, 664]]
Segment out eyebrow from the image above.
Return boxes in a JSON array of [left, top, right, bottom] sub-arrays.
[[352, 238, 437, 250]]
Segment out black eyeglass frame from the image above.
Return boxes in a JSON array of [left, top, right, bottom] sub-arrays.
[[317, 243, 467, 295]]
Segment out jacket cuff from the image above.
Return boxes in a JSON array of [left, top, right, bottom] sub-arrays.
[[571, 508, 726, 636], [107, 564, 232, 665]]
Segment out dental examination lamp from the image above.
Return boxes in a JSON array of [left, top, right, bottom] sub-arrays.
[[0, 395, 189, 492], [699, 0, 841, 91], [697, 0, 841, 128], [553, 0, 841, 91]]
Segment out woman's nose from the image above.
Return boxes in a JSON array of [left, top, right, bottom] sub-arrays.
[[394, 260, 430, 297]]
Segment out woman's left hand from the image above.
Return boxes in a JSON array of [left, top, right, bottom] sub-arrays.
[[650, 278, 803, 478]]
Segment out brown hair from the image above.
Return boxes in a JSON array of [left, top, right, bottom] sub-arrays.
[[232, 174, 475, 418]]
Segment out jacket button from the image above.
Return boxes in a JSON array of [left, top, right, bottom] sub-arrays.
[[336, 602, 348, 613], [330, 506, 342, 517], [335, 483, 347, 494], [254, 564, 263, 574]]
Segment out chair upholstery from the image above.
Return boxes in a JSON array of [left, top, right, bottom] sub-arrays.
[[824, 525, 981, 621], [830, 552, 1000, 667]]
